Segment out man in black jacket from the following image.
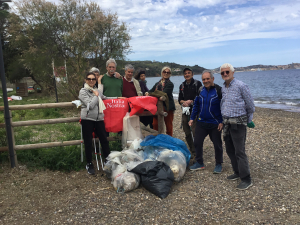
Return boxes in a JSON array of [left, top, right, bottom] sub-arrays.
[[178, 68, 202, 155]]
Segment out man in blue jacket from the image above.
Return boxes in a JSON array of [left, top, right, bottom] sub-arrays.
[[188, 70, 223, 174]]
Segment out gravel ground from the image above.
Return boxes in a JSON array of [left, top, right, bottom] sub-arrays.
[[0, 104, 300, 224]]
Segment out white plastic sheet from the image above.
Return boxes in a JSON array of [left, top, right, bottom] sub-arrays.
[[122, 113, 144, 148]]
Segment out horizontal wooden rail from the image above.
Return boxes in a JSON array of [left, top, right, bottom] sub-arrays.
[[0, 117, 80, 128], [0, 136, 121, 152], [0, 102, 74, 111]]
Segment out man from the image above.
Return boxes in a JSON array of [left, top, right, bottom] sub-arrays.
[[178, 68, 202, 154], [220, 63, 255, 190], [100, 58, 123, 97], [122, 64, 143, 97], [188, 70, 223, 174]]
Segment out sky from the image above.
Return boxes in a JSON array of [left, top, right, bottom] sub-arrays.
[[10, 0, 300, 69]]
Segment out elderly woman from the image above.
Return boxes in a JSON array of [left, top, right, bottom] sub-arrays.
[[147, 66, 176, 136], [79, 72, 123, 175]]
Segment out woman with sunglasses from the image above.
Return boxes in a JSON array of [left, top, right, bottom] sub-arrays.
[[79, 72, 124, 175], [147, 66, 176, 136]]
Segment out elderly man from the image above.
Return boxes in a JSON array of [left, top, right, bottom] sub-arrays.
[[178, 68, 202, 155], [122, 64, 143, 97], [100, 58, 123, 97], [220, 63, 255, 190], [188, 70, 223, 173]]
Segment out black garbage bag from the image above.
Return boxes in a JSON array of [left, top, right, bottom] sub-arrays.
[[129, 161, 174, 199]]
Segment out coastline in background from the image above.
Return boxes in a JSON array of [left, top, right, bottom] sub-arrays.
[[146, 69, 300, 113]]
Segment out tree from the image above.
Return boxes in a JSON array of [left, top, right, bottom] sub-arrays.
[[7, 0, 131, 98]]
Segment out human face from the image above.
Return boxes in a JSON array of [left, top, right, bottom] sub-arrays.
[[106, 63, 116, 76], [162, 69, 171, 80], [202, 72, 214, 89], [86, 75, 96, 87], [94, 72, 100, 80], [125, 69, 134, 80], [221, 67, 234, 83], [184, 70, 193, 83], [139, 74, 146, 81]]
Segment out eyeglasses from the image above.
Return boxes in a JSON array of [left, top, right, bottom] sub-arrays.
[[221, 71, 230, 76], [86, 78, 96, 81], [163, 71, 171, 75]]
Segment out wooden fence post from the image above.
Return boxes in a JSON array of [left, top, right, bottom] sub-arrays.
[[157, 100, 165, 134], [8, 110, 18, 167]]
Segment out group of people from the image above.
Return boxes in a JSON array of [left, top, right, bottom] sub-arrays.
[[180, 63, 255, 190], [79, 58, 255, 191]]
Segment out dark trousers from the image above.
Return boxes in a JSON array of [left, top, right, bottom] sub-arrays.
[[224, 124, 251, 181], [182, 114, 196, 154], [81, 120, 110, 164], [194, 122, 223, 165], [140, 115, 153, 129]]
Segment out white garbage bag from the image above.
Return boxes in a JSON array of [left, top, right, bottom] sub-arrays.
[[122, 113, 144, 148]]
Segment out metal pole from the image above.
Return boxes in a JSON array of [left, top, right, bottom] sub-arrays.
[[0, 35, 16, 168]]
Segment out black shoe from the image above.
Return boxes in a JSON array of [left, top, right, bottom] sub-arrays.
[[227, 173, 239, 180], [86, 163, 95, 175], [236, 181, 253, 190]]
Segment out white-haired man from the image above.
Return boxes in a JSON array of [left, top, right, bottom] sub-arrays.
[[100, 58, 123, 97], [122, 64, 143, 97], [220, 63, 255, 190]]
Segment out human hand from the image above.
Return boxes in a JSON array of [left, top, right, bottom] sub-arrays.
[[217, 123, 223, 131], [188, 120, 193, 127], [247, 121, 255, 128], [93, 90, 99, 97], [145, 92, 149, 96], [118, 97, 126, 99], [115, 72, 121, 78], [182, 101, 188, 107], [98, 75, 104, 84]]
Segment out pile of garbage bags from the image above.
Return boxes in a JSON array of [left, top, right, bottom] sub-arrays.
[[103, 134, 191, 199]]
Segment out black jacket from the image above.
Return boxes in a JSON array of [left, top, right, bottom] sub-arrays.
[[178, 78, 202, 112]]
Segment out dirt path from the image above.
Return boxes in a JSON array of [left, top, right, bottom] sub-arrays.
[[1, 106, 300, 224]]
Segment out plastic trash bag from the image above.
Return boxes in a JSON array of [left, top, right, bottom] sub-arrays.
[[106, 151, 123, 165], [140, 134, 191, 165], [111, 164, 127, 185], [72, 100, 82, 108], [122, 113, 144, 148], [143, 146, 166, 161], [157, 150, 187, 182], [113, 171, 140, 193], [130, 161, 174, 199], [103, 161, 117, 179], [128, 138, 143, 150]]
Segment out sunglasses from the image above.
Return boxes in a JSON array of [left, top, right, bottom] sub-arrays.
[[163, 71, 171, 75], [221, 71, 230, 76], [86, 78, 96, 81]]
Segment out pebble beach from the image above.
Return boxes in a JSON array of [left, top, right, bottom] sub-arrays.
[[0, 103, 299, 224]]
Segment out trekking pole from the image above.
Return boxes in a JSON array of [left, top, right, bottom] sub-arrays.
[[98, 141, 104, 170], [93, 132, 100, 170]]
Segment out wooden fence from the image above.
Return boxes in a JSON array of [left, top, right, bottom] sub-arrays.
[[0, 98, 167, 166]]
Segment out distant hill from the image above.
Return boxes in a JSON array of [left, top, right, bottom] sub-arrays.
[[124, 60, 206, 77]]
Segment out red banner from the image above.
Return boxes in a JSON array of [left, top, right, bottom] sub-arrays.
[[103, 99, 129, 132]]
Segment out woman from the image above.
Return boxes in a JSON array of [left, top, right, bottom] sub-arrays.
[[79, 72, 123, 175], [134, 70, 149, 95], [147, 66, 176, 136]]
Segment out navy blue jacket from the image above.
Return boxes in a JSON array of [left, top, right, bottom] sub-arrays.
[[190, 84, 222, 125]]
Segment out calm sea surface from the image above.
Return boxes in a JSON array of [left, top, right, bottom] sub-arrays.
[[146, 69, 300, 112]]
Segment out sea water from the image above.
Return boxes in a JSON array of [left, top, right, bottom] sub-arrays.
[[146, 69, 300, 112]]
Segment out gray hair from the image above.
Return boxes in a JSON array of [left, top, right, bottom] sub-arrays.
[[106, 58, 117, 67], [89, 67, 100, 74], [161, 66, 172, 77], [202, 70, 214, 78], [125, 64, 134, 71], [220, 63, 234, 72]]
